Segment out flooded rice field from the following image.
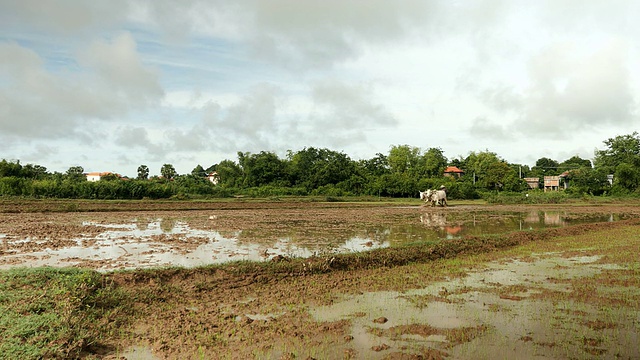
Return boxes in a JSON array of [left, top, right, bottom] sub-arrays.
[[0, 203, 634, 271], [2, 201, 639, 359], [310, 253, 640, 359]]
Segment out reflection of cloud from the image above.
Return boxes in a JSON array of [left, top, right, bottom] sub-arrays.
[[337, 237, 389, 252]]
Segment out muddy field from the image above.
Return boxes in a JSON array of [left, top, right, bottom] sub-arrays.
[[1, 199, 640, 359], [2, 199, 638, 271]]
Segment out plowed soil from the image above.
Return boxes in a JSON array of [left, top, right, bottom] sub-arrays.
[[2, 199, 639, 359]]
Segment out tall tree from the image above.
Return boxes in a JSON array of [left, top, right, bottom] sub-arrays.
[[237, 151, 286, 187], [464, 151, 516, 190], [215, 159, 242, 187], [387, 145, 420, 175], [65, 166, 85, 181], [359, 153, 389, 177], [420, 147, 448, 178], [160, 164, 177, 180], [594, 132, 640, 173], [532, 157, 559, 177], [288, 147, 355, 189], [0, 159, 23, 177], [137, 165, 149, 180], [559, 156, 592, 173], [191, 164, 206, 178], [564, 167, 608, 195], [614, 163, 640, 192], [21, 163, 48, 179]]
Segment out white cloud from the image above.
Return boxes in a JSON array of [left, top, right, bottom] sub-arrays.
[[515, 39, 637, 136], [0, 34, 163, 143], [78, 32, 164, 105], [0, 0, 128, 34], [2, 0, 640, 174]]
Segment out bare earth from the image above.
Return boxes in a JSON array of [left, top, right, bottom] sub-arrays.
[[1, 200, 639, 359]]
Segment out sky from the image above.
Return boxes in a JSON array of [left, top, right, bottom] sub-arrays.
[[1, 1, 639, 177]]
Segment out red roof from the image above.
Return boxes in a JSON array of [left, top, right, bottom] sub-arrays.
[[444, 166, 464, 173]]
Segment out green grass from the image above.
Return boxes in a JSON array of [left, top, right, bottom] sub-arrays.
[[0, 267, 130, 360]]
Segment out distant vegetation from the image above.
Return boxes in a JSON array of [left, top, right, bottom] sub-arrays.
[[2, 132, 640, 201]]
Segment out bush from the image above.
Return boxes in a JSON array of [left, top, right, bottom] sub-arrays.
[[483, 190, 569, 204]]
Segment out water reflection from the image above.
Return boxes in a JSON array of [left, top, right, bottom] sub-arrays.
[[419, 210, 623, 240], [0, 219, 390, 271], [0, 210, 627, 271]]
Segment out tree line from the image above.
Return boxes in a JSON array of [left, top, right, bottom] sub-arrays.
[[2, 132, 640, 200]]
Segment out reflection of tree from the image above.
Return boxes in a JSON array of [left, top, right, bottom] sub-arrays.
[[160, 218, 176, 233], [137, 221, 149, 231]]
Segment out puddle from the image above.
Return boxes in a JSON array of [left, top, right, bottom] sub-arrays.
[[0, 219, 390, 271], [310, 254, 639, 359], [116, 346, 160, 360], [417, 210, 625, 240], [0, 209, 631, 271]]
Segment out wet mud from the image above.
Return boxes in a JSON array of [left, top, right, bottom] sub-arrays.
[[1, 200, 639, 359]]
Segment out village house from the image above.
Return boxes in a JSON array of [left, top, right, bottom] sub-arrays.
[[206, 171, 220, 185], [524, 177, 540, 189], [443, 166, 464, 178], [543, 176, 560, 192]]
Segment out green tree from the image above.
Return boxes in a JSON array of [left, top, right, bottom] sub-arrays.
[[531, 157, 559, 177], [613, 163, 640, 192], [100, 173, 120, 181], [464, 151, 515, 190], [559, 156, 592, 172], [21, 163, 48, 179], [160, 164, 177, 180], [420, 147, 448, 178], [288, 147, 355, 190], [191, 164, 207, 178], [65, 166, 85, 182], [137, 165, 149, 180], [238, 151, 287, 187], [359, 153, 389, 177], [484, 161, 516, 190], [215, 159, 242, 187], [594, 132, 640, 174], [0, 159, 23, 177], [565, 167, 608, 195], [387, 145, 420, 175]]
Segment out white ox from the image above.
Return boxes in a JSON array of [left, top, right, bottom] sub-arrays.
[[419, 188, 447, 207]]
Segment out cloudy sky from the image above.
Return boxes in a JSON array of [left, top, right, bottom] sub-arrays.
[[1, 1, 638, 176]]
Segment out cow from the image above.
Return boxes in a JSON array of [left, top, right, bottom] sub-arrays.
[[419, 189, 432, 203], [431, 189, 447, 207], [419, 189, 435, 206], [419, 187, 447, 207]]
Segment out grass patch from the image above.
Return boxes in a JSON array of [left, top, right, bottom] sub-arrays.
[[0, 267, 130, 360]]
